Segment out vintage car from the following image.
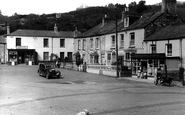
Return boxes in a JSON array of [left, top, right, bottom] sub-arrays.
[[37, 63, 61, 79]]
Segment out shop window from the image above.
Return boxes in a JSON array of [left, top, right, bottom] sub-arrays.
[[16, 38, 21, 46], [43, 38, 49, 47], [166, 44, 172, 56], [67, 52, 72, 62], [43, 52, 49, 61], [60, 39, 65, 47], [9, 51, 17, 61]]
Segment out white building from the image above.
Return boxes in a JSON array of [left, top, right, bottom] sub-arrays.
[[6, 29, 75, 65]]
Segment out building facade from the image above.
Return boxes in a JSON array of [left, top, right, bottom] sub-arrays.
[[0, 35, 6, 64], [7, 29, 75, 65]]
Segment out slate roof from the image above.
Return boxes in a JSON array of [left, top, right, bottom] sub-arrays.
[[145, 24, 185, 41], [125, 11, 163, 30], [0, 36, 6, 44], [77, 11, 163, 38], [78, 21, 115, 38], [8, 29, 75, 38], [77, 20, 128, 38]]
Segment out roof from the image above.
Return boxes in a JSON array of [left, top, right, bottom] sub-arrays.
[[145, 24, 185, 41], [77, 12, 162, 38], [0, 36, 6, 44], [77, 20, 129, 38], [126, 12, 163, 30], [77, 21, 116, 38], [8, 29, 75, 38]]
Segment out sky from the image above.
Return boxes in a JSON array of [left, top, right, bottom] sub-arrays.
[[0, 0, 182, 16]]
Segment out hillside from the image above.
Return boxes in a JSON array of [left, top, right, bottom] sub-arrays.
[[0, 2, 185, 35]]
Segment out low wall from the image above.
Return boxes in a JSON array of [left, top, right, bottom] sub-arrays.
[[86, 65, 131, 77]]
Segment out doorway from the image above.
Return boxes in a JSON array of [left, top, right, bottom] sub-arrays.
[[18, 51, 25, 64]]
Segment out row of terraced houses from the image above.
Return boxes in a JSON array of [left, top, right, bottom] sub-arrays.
[[1, 0, 185, 79]]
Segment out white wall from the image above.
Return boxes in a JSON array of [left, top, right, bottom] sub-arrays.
[[7, 36, 74, 61]]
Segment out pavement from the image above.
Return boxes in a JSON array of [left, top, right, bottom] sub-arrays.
[[122, 75, 184, 87]]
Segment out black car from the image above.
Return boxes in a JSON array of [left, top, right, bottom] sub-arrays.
[[37, 63, 61, 79]]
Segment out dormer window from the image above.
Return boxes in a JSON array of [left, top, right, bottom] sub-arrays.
[[124, 17, 129, 27]]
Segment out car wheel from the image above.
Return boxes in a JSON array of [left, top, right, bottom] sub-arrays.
[[46, 72, 50, 79]]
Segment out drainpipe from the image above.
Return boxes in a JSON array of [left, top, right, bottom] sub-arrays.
[[52, 37, 53, 54]]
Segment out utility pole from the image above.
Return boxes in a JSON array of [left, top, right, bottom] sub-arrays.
[[115, 6, 119, 78]]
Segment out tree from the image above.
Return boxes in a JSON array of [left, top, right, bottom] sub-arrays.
[[136, 0, 148, 13]]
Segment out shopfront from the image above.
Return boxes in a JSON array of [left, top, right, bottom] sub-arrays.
[[131, 53, 166, 77], [8, 49, 37, 65]]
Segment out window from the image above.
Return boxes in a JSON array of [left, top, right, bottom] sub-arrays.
[[112, 52, 116, 63], [43, 52, 49, 61], [166, 44, 172, 56], [43, 38, 49, 47], [95, 38, 99, 48], [126, 53, 130, 60], [111, 35, 115, 48], [82, 39, 86, 50], [78, 39, 81, 50], [60, 52, 65, 61], [120, 34, 124, 47], [60, 39, 65, 47], [130, 33, 135, 46], [67, 52, 72, 62], [94, 55, 99, 64], [107, 53, 111, 61], [90, 38, 93, 48], [16, 38, 21, 46], [124, 17, 129, 27], [151, 44, 156, 53], [90, 55, 93, 64]]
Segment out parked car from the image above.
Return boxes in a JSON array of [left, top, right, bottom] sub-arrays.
[[37, 63, 61, 79]]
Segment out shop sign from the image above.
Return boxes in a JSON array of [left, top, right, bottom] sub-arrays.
[[16, 46, 28, 49], [132, 53, 166, 59]]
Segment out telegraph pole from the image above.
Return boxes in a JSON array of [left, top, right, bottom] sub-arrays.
[[115, 6, 119, 78]]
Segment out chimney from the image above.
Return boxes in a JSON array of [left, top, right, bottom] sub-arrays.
[[167, 0, 176, 14], [101, 14, 107, 26], [161, 0, 176, 13], [54, 23, 58, 32], [74, 27, 78, 37], [102, 17, 105, 26], [7, 25, 10, 35], [162, 0, 167, 13], [121, 10, 125, 22]]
